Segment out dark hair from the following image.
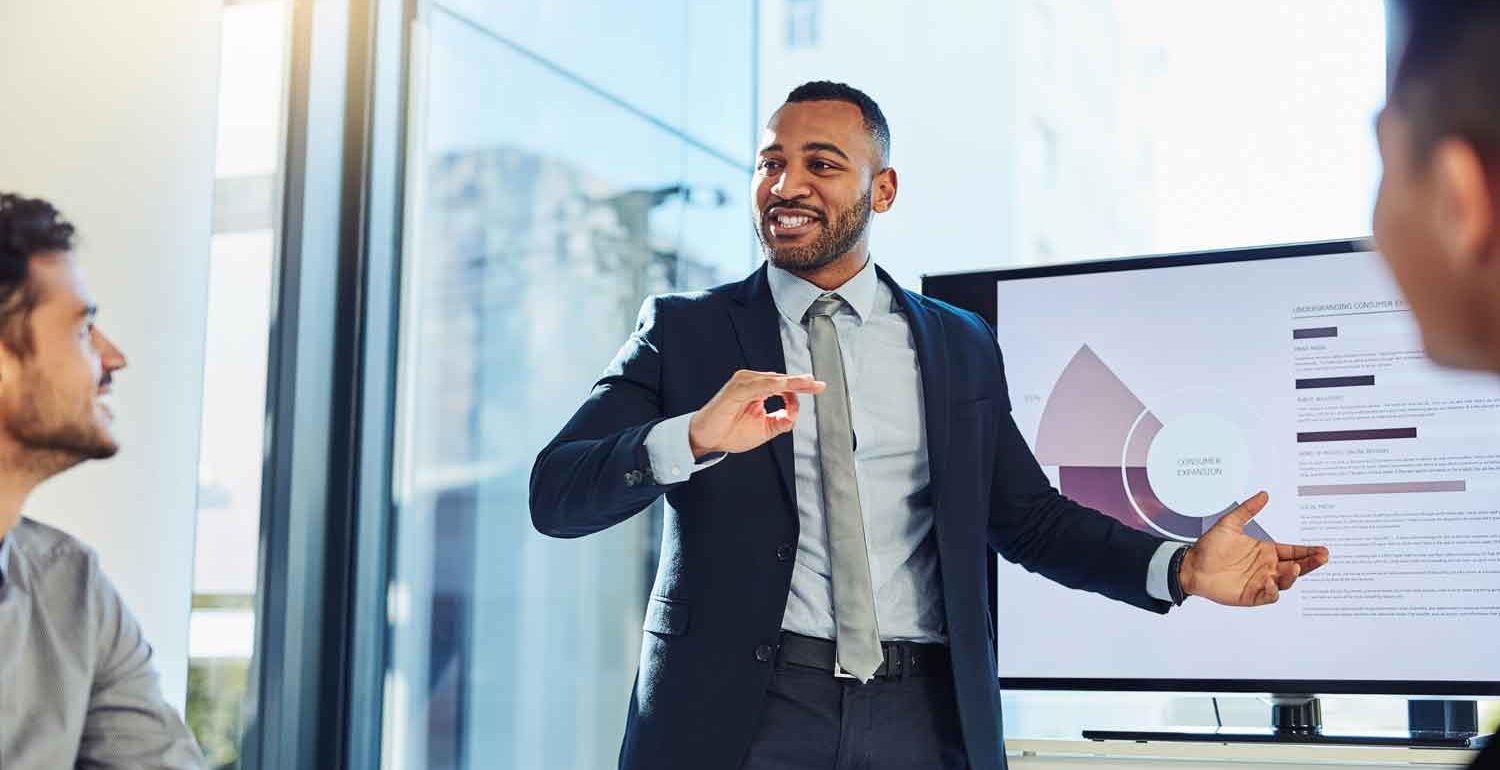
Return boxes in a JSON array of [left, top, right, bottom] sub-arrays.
[[0, 193, 75, 355], [1390, 0, 1500, 167], [784, 81, 891, 165]]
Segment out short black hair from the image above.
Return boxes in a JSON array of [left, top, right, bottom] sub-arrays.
[[0, 193, 76, 355], [784, 81, 891, 165], [1390, 0, 1500, 167]]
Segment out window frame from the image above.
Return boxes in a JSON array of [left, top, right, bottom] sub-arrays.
[[239, 0, 410, 767]]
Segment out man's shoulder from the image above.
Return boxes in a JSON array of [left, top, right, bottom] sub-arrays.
[[652, 276, 745, 307], [640, 272, 755, 322], [648, 287, 720, 311], [902, 290, 992, 338], [11, 516, 97, 576]]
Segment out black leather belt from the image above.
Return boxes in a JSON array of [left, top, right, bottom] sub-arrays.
[[777, 632, 950, 680]]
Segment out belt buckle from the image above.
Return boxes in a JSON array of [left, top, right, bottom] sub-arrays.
[[833, 664, 858, 680]]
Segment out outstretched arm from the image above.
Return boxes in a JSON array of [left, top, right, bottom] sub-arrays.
[[1179, 491, 1330, 606]]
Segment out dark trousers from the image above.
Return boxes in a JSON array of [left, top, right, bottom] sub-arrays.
[[740, 645, 969, 770]]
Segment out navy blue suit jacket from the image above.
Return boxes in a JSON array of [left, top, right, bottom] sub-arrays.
[[1474, 737, 1499, 769], [530, 264, 1172, 770]]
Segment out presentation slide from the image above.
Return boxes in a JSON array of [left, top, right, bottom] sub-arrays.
[[993, 250, 1500, 684]]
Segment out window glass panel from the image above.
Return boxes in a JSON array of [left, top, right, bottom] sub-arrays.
[[383, 4, 753, 768], [188, 0, 286, 765]]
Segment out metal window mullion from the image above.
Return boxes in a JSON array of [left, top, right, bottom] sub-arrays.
[[243, 0, 367, 766], [343, 0, 413, 765]]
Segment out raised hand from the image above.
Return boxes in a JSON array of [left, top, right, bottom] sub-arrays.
[[1180, 491, 1330, 606], [687, 370, 826, 457]]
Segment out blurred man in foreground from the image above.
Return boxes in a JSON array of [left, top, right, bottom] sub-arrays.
[[1374, 2, 1500, 767]]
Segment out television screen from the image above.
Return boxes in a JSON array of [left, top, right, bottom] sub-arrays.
[[925, 241, 1500, 694]]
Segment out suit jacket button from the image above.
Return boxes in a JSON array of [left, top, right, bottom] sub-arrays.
[[775, 543, 793, 562], [754, 644, 774, 663]]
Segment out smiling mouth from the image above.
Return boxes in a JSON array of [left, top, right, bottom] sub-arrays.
[[766, 208, 823, 238]]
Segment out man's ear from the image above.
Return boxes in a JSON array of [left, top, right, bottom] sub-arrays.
[[1431, 137, 1496, 272], [872, 167, 898, 213]]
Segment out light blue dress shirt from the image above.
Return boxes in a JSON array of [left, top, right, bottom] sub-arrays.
[[646, 260, 1183, 645]]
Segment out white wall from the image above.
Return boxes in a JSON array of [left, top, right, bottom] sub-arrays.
[[0, 1, 222, 711], [757, 0, 1018, 290]]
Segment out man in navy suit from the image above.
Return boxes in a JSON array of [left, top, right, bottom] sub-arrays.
[[1375, 3, 1500, 768], [531, 81, 1329, 770]]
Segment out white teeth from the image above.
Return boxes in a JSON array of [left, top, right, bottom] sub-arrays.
[[775, 214, 812, 228]]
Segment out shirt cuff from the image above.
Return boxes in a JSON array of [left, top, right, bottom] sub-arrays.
[[1147, 541, 1190, 603], [644, 412, 727, 485]]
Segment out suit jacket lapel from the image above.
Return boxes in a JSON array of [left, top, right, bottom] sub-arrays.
[[727, 264, 797, 513], [882, 266, 951, 513]]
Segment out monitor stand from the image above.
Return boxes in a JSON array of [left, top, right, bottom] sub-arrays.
[[1081, 696, 1490, 749]]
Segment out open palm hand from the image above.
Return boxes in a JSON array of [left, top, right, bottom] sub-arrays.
[[1180, 492, 1330, 606]]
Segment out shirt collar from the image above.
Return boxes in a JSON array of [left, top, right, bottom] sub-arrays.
[[0, 534, 11, 591], [766, 257, 879, 327]]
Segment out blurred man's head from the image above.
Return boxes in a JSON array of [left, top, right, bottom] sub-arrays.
[[0, 194, 126, 478], [753, 81, 898, 275], [1374, 1, 1500, 370]]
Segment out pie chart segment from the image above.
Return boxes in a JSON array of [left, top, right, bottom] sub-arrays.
[[1038, 345, 1272, 543], [1124, 411, 1161, 467], [1036, 344, 1147, 467]]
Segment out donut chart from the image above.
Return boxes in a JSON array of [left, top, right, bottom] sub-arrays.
[[1035, 345, 1270, 542]]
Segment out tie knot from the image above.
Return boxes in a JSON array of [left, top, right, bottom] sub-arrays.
[[806, 293, 845, 322]]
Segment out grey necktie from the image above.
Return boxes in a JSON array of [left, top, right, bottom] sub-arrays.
[[805, 293, 882, 682]]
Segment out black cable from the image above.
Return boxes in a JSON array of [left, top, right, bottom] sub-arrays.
[[1212, 697, 1224, 728]]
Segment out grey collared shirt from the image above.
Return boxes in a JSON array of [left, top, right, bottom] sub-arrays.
[[0, 517, 204, 769], [646, 261, 1183, 645]]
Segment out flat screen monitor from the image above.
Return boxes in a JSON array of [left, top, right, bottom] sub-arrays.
[[922, 240, 1500, 695]]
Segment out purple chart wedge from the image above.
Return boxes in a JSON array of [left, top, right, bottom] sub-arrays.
[[1035, 345, 1271, 542]]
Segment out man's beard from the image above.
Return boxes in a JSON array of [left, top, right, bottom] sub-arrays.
[[3, 370, 116, 476], [755, 189, 873, 272]]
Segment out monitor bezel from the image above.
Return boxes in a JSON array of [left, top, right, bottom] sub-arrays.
[[923, 238, 1500, 696]]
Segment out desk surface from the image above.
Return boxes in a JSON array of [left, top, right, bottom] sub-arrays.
[[1007, 738, 1478, 769]]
